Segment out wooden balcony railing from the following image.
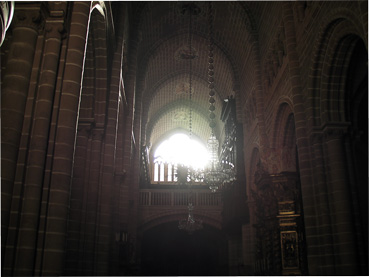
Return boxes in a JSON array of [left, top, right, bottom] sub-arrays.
[[139, 189, 222, 207]]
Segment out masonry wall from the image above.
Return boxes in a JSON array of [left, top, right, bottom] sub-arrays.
[[1, 2, 134, 275], [239, 1, 367, 275]]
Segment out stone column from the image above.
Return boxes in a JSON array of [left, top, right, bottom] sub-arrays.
[[13, 5, 66, 275], [83, 127, 104, 275], [40, 2, 91, 275], [123, 31, 142, 268], [1, 3, 42, 264], [249, 35, 270, 154], [323, 125, 359, 275], [281, 2, 318, 273], [64, 123, 92, 275], [311, 132, 335, 274], [96, 39, 125, 275]]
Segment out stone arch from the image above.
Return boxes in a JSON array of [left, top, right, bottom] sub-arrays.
[[140, 70, 223, 146], [139, 212, 222, 234], [135, 5, 242, 95], [272, 100, 294, 148], [272, 102, 297, 173], [150, 127, 208, 154], [132, 1, 259, 124], [139, 30, 238, 84], [144, 71, 225, 114], [146, 99, 211, 144], [308, 9, 367, 127], [307, 9, 368, 273]]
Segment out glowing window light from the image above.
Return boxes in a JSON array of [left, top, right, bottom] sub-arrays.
[[154, 133, 209, 170]]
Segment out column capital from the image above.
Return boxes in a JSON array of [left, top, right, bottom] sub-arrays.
[[44, 2, 67, 39], [323, 122, 350, 141], [12, 3, 46, 33]]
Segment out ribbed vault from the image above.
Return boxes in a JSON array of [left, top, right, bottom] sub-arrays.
[[133, 1, 255, 150]]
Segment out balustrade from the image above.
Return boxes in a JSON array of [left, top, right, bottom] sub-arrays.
[[139, 189, 222, 207]]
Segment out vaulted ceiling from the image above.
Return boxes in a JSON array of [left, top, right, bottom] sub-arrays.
[[128, 1, 258, 151]]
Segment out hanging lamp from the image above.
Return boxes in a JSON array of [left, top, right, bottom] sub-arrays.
[[203, 2, 236, 192]]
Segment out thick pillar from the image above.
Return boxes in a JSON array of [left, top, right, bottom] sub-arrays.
[[96, 43, 125, 275], [13, 5, 66, 275], [311, 132, 335, 274], [1, 3, 41, 265], [81, 128, 104, 275], [123, 31, 141, 270], [249, 36, 270, 156], [40, 2, 91, 275], [281, 2, 318, 274], [323, 125, 359, 274], [64, 124, 92, 275]]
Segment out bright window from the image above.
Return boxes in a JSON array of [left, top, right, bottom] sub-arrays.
[[152, 133, 209, 183]]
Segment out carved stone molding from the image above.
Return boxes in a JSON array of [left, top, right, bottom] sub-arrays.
[[44, 22, 65, 39], [44, 2, 67, 39], [322, 123, 349, 141], [12, 4, 46, 33]]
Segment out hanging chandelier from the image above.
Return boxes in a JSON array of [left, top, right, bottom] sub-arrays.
[[204, 134, 236, 192], [175, 2, 236, 193], [202, 2, 236, 193], [178, 202, 203, 234]]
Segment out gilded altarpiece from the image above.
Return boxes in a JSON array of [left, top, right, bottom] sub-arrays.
[[251, 170, 307, 275]]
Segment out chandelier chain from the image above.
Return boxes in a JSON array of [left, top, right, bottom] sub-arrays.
[[189, 4, 192, 140], [203, 1, 236, 193], [208, 2, 215, 132]]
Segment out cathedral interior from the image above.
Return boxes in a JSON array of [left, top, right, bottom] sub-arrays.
[[0, 1, 368, 276]]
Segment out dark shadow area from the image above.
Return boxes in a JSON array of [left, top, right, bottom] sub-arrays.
[[345, 39, 368, 275], [141, 221, 228, 276]]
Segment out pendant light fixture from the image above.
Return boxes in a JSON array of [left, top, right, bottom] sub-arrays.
[[203, 2, 236, 192]]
